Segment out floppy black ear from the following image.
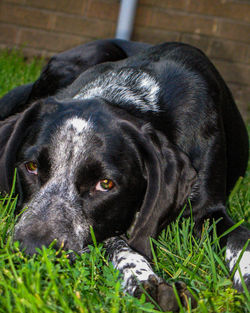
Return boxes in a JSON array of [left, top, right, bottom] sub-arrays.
[[0, 102, 40, 194], [0, 83, 34, 120], [122, 122, 197, 259]]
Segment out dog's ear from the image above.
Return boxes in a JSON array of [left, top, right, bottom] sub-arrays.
[[122, 122, 197, 259], [0, 102, 41, 194], [0, 83, 34, 120]]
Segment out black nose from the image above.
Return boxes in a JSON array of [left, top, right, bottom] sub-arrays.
[[13, 227, 61, 256]]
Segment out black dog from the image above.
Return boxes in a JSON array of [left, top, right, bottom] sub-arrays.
[[0, 39, 249, 310]]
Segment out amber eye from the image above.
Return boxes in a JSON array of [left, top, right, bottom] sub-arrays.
[[25, 161, 38, 175], [95, 179, 115, 192]]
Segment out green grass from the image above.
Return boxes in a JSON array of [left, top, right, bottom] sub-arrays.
[[0, 49, 44, 97], [0, 49, 249, 312]]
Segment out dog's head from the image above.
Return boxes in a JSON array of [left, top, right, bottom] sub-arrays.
[[0, 98, 196, 258]]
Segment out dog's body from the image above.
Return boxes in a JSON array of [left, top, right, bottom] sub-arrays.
[[0, 39, 249, 310]]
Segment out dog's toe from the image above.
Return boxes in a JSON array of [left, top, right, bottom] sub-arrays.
[[175, 281, 197, 309], [157, 281, 179, 312], [134, 276, 196, 312]]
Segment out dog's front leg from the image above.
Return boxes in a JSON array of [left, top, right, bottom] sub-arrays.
[[104, 237, 196, 312]]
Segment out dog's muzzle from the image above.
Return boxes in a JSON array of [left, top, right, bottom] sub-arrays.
[[13, 182, 90, 255]]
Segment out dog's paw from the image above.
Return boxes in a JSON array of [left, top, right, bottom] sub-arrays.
[[134, 275, 196, 312]]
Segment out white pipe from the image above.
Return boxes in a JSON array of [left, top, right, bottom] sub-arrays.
[[116, 0, 138, 40]]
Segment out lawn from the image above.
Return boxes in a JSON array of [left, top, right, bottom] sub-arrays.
[[0, 49, 249, 312]]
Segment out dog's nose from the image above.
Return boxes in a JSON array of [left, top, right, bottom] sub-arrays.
[[13, 227, 61, 256]]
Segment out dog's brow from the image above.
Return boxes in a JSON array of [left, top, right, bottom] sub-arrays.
[[22, 146, 39, 160], [51, 117, 93, 173], [65, 117, 91, 133]]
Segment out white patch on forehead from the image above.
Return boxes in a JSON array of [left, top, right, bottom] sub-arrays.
[[66, 117, 90, 133], [74, 68, 160, 113], [51, 117, 93, 180], [53, 116, 92, 148], [226, 247, 250, 285]]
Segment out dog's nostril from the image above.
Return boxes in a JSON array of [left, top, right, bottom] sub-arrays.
[[13, 229, 60, 256]]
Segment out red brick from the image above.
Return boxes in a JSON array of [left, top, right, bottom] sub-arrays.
[[0, 3, 52, 30], [135, 6, 154, 27], [212, 59, 250, 86], [238, 86, 250, 106], [237, 104, 248, 123], [139, 0, 187, 11], [209, 40, 248, 64], [0, 43, 8, 50], [19, 46, 51, 58], [25, 0, 87, 15], [19, 28, 86, 52], [0, 23, 18, 43], [149, 9, 217, 37], [180, 34, 211, 54], [187, 0, 250, 23], [227, 83, 249, 121], [54, 14, 116, 38], [3, 0, 26, 4], [238, 88, 250, 121], [133, 27, 180, 44], [216, 20, 250, 44], [247, 46, 250, 65], [228, 83, 242, 102], [86, 0, 119, 22]]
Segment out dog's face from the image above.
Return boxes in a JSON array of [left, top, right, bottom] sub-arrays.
[[0, 97, 195, 257], [12, 99, 148, 255]]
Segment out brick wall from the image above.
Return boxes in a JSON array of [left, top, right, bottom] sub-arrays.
[[0, 0, 249, 118]]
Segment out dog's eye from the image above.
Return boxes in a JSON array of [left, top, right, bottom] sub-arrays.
[[95, 179, 115, 192], [25, 161, 38, 175]]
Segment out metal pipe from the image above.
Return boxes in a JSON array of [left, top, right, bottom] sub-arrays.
[[115, 0, 138, 40]]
